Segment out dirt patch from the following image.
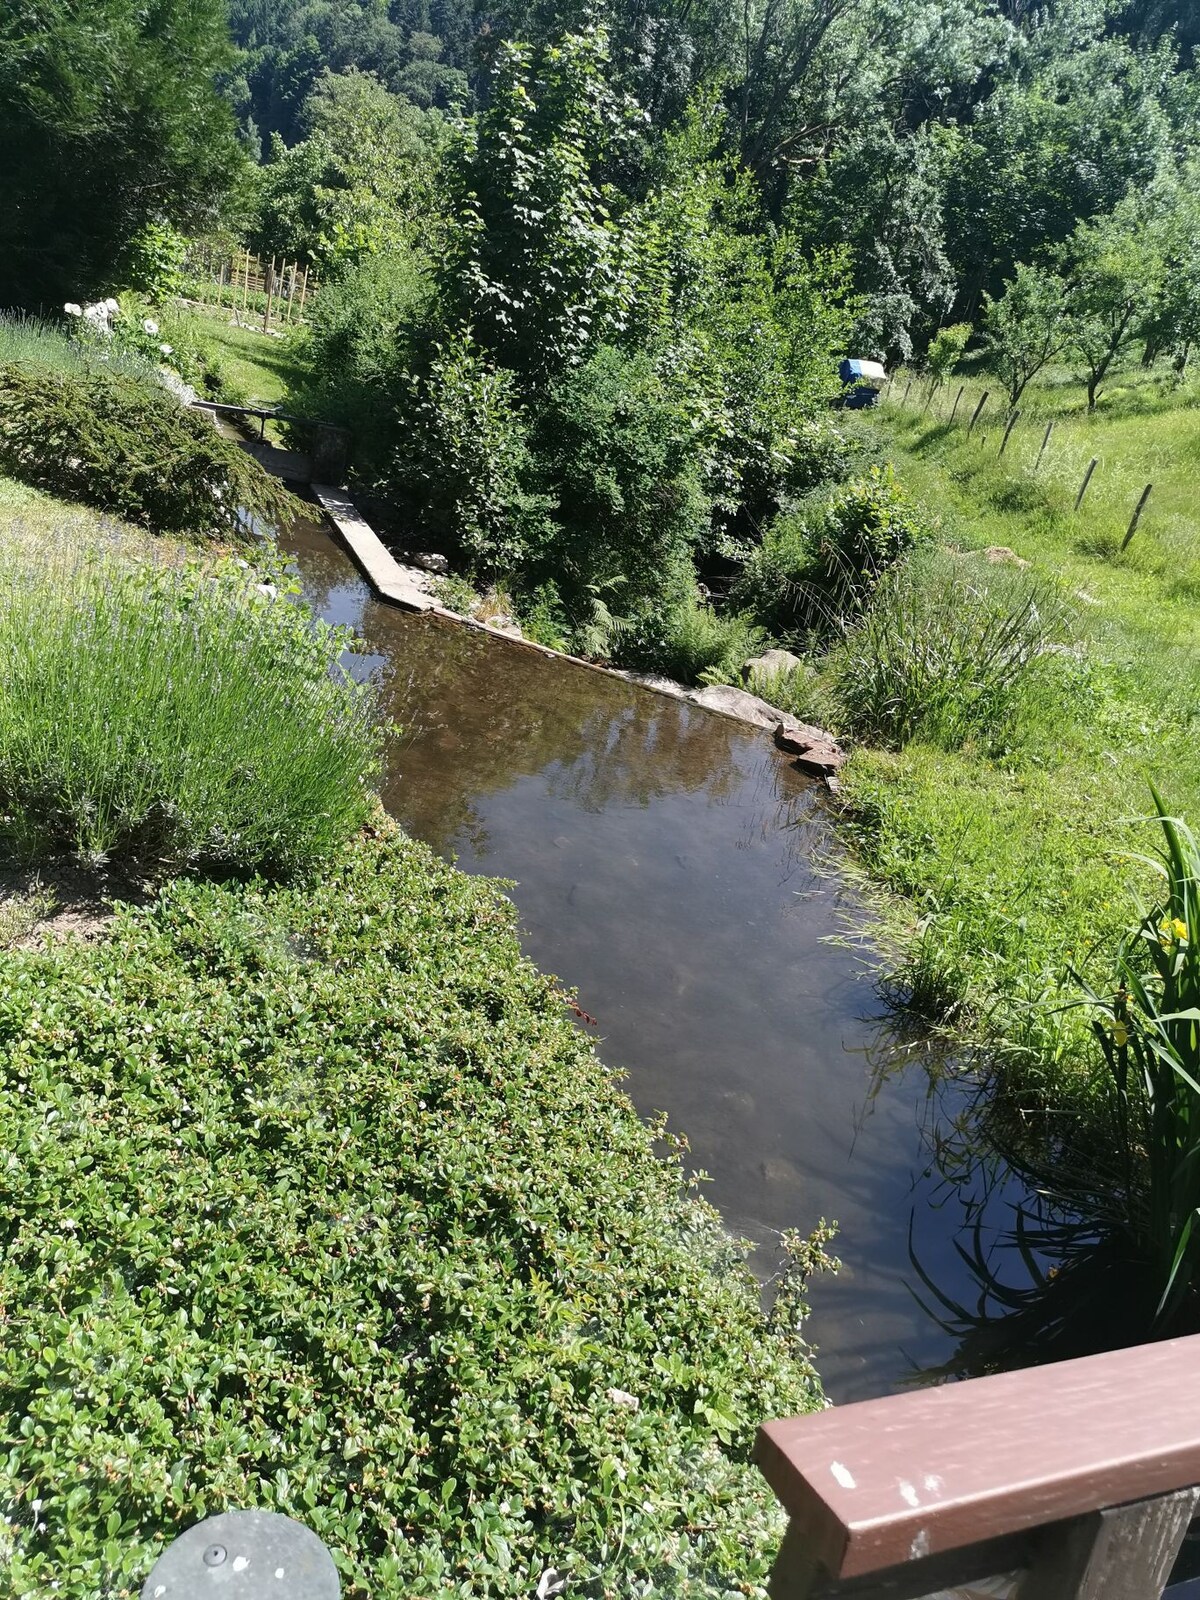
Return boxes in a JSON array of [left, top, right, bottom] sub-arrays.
[[0, 860, 150, 951]]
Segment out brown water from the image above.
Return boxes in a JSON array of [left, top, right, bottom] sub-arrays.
[[283, 517, 1027, 1401]]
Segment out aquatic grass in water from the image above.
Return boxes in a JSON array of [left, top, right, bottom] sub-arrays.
[[0, 542, 381, 875], [1080, 790, 1200, 1327]]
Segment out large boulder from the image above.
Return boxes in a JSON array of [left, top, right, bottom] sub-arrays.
[[740, 649, 805, 683]]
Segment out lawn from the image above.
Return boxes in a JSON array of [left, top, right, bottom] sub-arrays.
[[839, 362, 1200, 1134], [168, 306, 312, 441]]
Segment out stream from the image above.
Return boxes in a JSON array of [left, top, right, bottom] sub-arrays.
[[283, 514, 1037, 1402]]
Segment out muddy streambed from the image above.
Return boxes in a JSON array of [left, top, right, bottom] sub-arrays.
[[283, 515, 1036, 1401]]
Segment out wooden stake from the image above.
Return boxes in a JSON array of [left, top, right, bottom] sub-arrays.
[[242, 249, 250, 311], [1074, 457, 1099, 511], [1034, 421, 1053, 473], [998, 409, 1021, 457], [297, 267, 309, 319], [967, 390, 990, 437], [948, 384, 965, 424], [263, 257, 276, 332], [1120, 483, 1153, 550]]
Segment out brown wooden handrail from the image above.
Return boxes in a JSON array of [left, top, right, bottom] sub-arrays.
[[755, 1334, 1200, 1599]]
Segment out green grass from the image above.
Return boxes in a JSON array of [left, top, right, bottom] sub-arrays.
[[0, 498, 380, 876], [0, 824, 823, 1599], [839, 362, 1200, 1133], [170, 307, 312, 442]]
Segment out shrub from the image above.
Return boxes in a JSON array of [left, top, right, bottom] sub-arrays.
[[0, 827, 823, 1598], [388, 333, 553, 575], [832, 549, 1068, 750], [734, 466, 930, 636], [0, 547, 380, 874], [0, 359, 294, 539], [619, 591, 766, 684], [533, 345, 712, 617]]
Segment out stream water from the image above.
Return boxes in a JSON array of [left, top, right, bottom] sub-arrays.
[[283, 516, 1035, 1402]]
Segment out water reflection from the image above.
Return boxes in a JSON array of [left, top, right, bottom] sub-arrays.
[[283, 516, 1045, 1401]]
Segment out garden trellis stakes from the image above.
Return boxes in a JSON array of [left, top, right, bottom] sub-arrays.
[[948, 384, 965, 424], [967, 390, 990, 437], [1121, 484, 1154, 550], [998, 409, 1021, 457], [1034, 421, 1053, 473], [1074, 457, 1099, 511]]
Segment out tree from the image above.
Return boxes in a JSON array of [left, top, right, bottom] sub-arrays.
[[440, 27, 642, 384], [1061, 199, 1167, 410], [925, 322, 972, 389], [251, 70, 450, 269], [982, 262, 1068, 407], [0, 0, 243, 308]]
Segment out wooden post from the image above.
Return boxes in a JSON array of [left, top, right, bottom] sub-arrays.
[[901, 377, 913, 406], [1120, 483, 1153, 550], [242, 249, 250, 311], [948, 384, 965, 424], [967, 390, 990, 437], [998, 409, 1021, 457], [1074, 457, 1099, 511], [1034, 421, 1053, 473], [297, 266, 309, 320], [263, 257, 276, 333], [1017, 1490, 1197, 1600], [287, 262, 297, 324]]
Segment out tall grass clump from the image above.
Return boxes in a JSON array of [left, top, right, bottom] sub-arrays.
[[1079, 791, 1200, 1328], [832, 549, 1069, 749], [619, 591, 766, 684], [0, 545, 381, 875]]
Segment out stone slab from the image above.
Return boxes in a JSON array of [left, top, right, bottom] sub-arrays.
[[311, 484, 436, 612]]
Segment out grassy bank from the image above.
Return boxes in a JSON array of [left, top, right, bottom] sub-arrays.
[[841, 364, 1199, 1129]]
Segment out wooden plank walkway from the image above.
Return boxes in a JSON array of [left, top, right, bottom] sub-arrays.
[[310, 484, 436, 612]]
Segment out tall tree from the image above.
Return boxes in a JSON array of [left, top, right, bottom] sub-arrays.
[[0, 0, 243, 308]]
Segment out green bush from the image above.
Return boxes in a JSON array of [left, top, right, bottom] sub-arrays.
[[831, 549, 1068, 750], [0, 828, 823, 1599], [0, 547, 380, 874], [735, 466, 930, 636], [0, 359, 294, 539], [619, 591, 766, 685], [388, 333, 553, 575], [534, 346, 712, 617]]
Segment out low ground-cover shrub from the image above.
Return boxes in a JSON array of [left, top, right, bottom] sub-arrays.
[[0, 544, 380, 874], [0, 827, 823, 1599], [832, 549, 1069, 750], [0, 359, 293, 538]]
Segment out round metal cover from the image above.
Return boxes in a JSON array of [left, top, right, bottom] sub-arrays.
[[141, 1510, 339, 1600]]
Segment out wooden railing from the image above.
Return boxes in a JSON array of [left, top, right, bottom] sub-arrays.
[[755, 1334, 1200, 1600]]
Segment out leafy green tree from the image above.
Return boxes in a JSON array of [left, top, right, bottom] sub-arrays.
[[1062, 198, 1167, 410], [441, 26, 642, 383], [0, 0, 242, 307], [925, 321, 972, 389], [982, 262, 1068, 407], [252, 70, 449, 269]]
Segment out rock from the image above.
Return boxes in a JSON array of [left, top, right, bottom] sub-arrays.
[[740, 648, 804, 683], [773, 717, 844, 776], [981, 545, 1030, 569], [409, 551, 449, 576], [687, 684, 779, 727], [605, 1387, 640, 1411]]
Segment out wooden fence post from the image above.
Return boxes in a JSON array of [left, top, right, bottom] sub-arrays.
[[1120, 483, 1153, 550], [263, 257, 276, 333], [297, 266, 309, 320], [901, 377, 913, 406], [998, 409, 1021, 457], [242, 250, 250, 312], [1074, 457, 1099, 511], [1034, 421, 1053, 473], [948, 384, 965, 424], [967, 390, 990, 437], [1016, 1489, 1197, 1600]]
